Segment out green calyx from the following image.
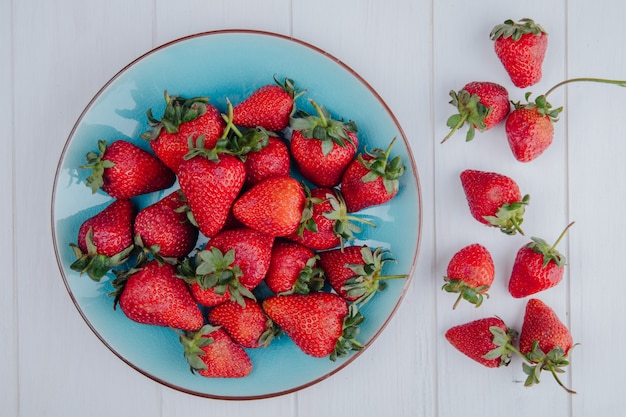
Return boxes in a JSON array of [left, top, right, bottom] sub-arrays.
[[176, 324, 218, 373], [512, 92, 563, 122], [484, 194, 530, 236], [482, 325, 518, 367], [489, 18, 547, 41], [341, 246, 407, 306], [527, 221, 575, 268], [177, 247, 255, 307], [357, 137, 405, 196], [290, 100, 358, 156], [331, 303, 365, 362], [441, 89, 492, 143], [274, 75, 306, 102], [279, 254, 326, 296], [69, 228, 134, 281], [140, 91, 209, 141], [521, 340, 577, 394], [442, 278, 490, 310], [80, 139, 116, 194]]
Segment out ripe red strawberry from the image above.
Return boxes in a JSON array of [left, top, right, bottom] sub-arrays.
[[179, 325, 252, 378], [317, 245, 406, 305], [441, 81, 510, 143], [243, 136, 291, 187], [460, 169, 529, 235], [505, 93, 562, 162], [340, 138, 405, 213], [290, 101, 359, 187], [490, 18, 548, 88], [81, 139, 176, 199], [508, 222, 574, 298], [112, 260, 203, 332], [445, 317, 515, 368], [262, 292, 364, 360], [208, 298, 279, 348], [140, 92, 225, 173], [232, 77, 303, 132], [442, 243, 495, 309], [287, 186, 374, 250], [177, 148, 246, 238], [232, 176, 306, 237], [69, 199, 135, 281], [518, 298, 576, 393], [178, 227, 274, 307], [264, 240, 325, 295], [133, 190, 198, 259]]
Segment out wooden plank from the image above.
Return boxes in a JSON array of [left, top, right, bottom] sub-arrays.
[[12, 1, 160, 416], [567, 0, 626, 414]]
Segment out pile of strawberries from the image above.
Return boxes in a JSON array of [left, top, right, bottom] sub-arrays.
[[441, 18, 624, 394], [68, 76, 409, 378]]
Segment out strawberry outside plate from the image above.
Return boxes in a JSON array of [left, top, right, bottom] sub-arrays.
[[51, 30, 422, 399]]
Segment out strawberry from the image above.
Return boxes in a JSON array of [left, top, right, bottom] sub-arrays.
[[460, 169, 529, 235], [317, 245, 406, 305], [508, 222, 574, 298], [179, 325, 252, 378], [140, 92, 225, 173], [441, 81, 510, 143], [232, 176, 306, 237], [111, 260, 204, 332], [505, 93, 562, 162], [232, 76, 303, 132], [81, 139, 175, 199], [177, 138, 246, 238], [518, 298, 576, 393], [69, 199, 135, 281], [208, 298, 280, 348], [442, 243, 495, 309], [264, 240, 325, 295], [290, 100, 359, 187], [243, 136, 291, 187], [445, 317, 515, 368], [287, 186, 374, 250], [133, 190, 198, 260], [490, 18, 548, 88], [340, 138, 405, 213], [178, 227, 274, 307], [262, 292, 364, 360]]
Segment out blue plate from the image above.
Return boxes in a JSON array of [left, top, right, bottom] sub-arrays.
[[51, 30, 422, 399]]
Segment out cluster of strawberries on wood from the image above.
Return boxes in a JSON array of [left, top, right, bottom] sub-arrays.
[[68, 75, 408, 378], [439, 17, 624, 394]]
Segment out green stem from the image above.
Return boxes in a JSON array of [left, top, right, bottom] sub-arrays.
[[510, 217, 525, 236], [310, 99, 328, 127], [441, 113, 469, 144], [552, 221, 575, 250], [544, 78, 626, 98], [547, 363, 577, 394]]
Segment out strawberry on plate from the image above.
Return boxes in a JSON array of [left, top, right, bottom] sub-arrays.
[[232, 76, 304, 132], [140, 92, 225, 173], [133, 190, 198, 260], [111, 260, 204, 332], [508, 222, 574, 298], [518, 298, 577, 393], [242, 136, 291, 187], [178, 325, 252, 378], [445, 317, 516, 368], [460, 169, 529, 235], [442, 243, 494, 309], [317, 245, 406, 305], [490, 18, 548, 88], [441, 81, 510, 143], [290, 100, 359, 187], [264, 240, 325, 295], [69, 199, 135, 281], [340, 137, 405, 213], [81, 139, 175, 199], [208, 298, 280, 348], [262, 292, 364, 360]]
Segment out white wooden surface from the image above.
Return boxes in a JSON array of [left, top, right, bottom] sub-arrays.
[[2, 0, 625, 415]]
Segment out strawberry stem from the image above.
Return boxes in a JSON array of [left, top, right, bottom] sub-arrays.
[[441, 113, 469, 144], [544, 78, 626, 98], [309, 99, 328, 127], [551, 221, 575, 250], [547, 363, 577, 394]]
